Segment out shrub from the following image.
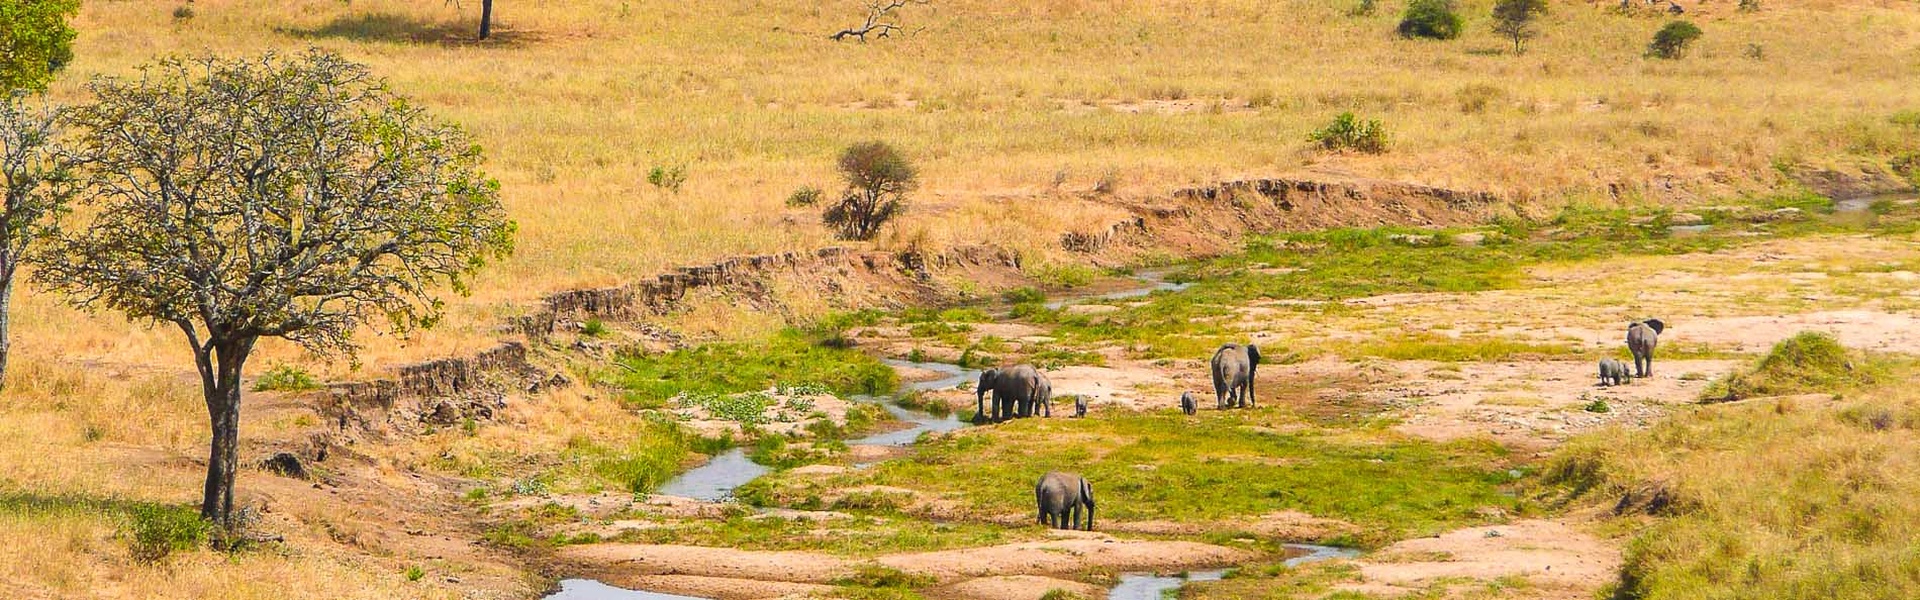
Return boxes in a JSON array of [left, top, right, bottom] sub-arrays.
[[1398, 0, 1463, 40], [1703, 332, 1880, 402], [405, 566, 426, 582], [1737, 0, 1760, 12], [647, 163, 686, 193], [786, 185, 823, 207], [122, 503, 209, 562], [823, 141, 916, 241], [252, 363, 320, 392], [172, 4, 195, 20], [1348, 0, 1377, 17], [1647, 20, 1702, 59], [1308, 112, 1389, 154]]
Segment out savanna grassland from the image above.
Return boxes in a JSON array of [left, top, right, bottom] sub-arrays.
[[8, 1, 1920, 600]]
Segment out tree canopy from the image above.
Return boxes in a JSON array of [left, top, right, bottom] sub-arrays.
[[0, 0, 80, 92]]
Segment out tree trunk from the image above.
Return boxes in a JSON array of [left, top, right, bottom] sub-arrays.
[[0, 259, 13, 391], [197, 336, 255, 524], [479, 0, 494, 40]]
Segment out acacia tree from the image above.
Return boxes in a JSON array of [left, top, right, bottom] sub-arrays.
[[0, 0, 80, 92], [1491, 0, 1548, 54], [36, 51, 515, 523], [823, 141, 915, 241], [0, 94, 72, 387]]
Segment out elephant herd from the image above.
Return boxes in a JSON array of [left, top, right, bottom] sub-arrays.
[[1599, 318, 1665, 386]]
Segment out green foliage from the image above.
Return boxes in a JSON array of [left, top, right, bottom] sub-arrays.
[[252, 363, 321, 392], [1308, 112, 1389, 154], [1647, 20, 1703, 59], [1583, 399, 1611, 413], [1703, 332, 1884, 403], [121, 503, 210, 563], [1347, 0, 1377, 16], [404, 565, 426, 582], [787, 185, 823, 207], [1029, 262, 1099, 288], [1398, 0, 1463, 40], [1039, 590, 1088, 600], [172, 5, 196, 21], [833, 564, 938, 589], [825, 141, 916, 241], [608, 329, 897, 408], [579, 318, 608, 337], [647, 162, 687, 193], [1490, 0, 1548, 53], [1737, 0, 1760, 12], [1001, 287, 1047, 304], [1345, 335, 1573, 362], [566, 422, 697, 494], [0, 0, 80, 92]]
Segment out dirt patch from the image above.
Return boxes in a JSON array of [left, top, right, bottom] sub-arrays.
[[586, 574, 832, 600], [558, 544, 855, 583], [877, 536, 1254, 582], [1341, 519, 1619, 599], [937, 575, 1106, 600]]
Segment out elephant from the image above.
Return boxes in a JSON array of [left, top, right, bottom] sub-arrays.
[[1179, 391, 1197, 415], [976, 365, 1050, 422], [1627, 319, 1665, 378], [1598, 358, 1631, 387], [1073, 395, 1087, 418], [1210, 343, 1262, 409], [1035, 471, 1095, 531]]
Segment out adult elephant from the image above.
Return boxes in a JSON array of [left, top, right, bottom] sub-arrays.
[[1626, 319, 1665, 378], [1035, 471, 1095, 531], [976, 364, 1050, 421], [1210, 343, 1262, 409]]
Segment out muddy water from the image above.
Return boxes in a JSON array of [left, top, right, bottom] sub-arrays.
[[1044, 268, 1193, 310], [653, 358, 978, 500], [1103, 544, 1362, 600], [544, 579, 706, 600]]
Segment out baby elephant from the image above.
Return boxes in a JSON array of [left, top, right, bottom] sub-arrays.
[[1597, 358, 1631, 387], [1035, 471, 1095, 531], [1179, 391, 1198, 415], [1074, 395, 1088, 418]]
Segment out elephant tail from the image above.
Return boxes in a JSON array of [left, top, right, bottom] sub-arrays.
[[1079, 478, 1095, 508]]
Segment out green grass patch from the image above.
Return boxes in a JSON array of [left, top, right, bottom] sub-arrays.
[[1701, 331, 1889, 403], [748, 412, 1514, 546], [252, 363, 321, 392], [610, 512, 1032, 556], [1340, 335, 1576, 362], [608, 329, 897, 409]]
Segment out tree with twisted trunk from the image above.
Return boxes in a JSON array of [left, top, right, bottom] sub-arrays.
[[823, 141, 915, 241], [34, 50, 515, 524], [0, 94, 72, 389]]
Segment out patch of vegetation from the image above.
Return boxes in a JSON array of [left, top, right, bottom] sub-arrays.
[[608, 329, 897, 408], [252, 363, 321, 392], [834, 564, 938, 589], [122, 502, 211, 562], [647, 162, 687, 193], [579, 318, 608, 337], [1399, 0, 1463, 39], [557, 419, 714, 494], [1647, 20, 1702, 59], [1308, 112, 1389, 154], [1702, 331, 1886, 403], [1030, 262, 1100, 288], [1583, 399, 1611, 413], [1342, 335, 1574, 362], [752, 412, 1514, 546], [787, 185, 824, 207], [1541, 367, 1920, 599]]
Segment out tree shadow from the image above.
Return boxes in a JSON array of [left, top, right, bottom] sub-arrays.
[[282, 12, 534, 46]]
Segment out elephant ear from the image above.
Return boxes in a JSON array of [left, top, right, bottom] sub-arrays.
[[1645, 319, 1666, 335], [1246, 344, 1261, 367]]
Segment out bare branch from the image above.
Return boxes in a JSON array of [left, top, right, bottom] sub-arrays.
[[829, 0, 930, 42]]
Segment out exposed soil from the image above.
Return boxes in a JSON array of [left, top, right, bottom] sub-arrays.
[[1342, 519, 1621, 600]]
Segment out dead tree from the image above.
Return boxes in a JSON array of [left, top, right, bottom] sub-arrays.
[[830, 0, 929, 42]]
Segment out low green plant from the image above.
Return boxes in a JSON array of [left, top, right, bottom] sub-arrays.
[[1582, 399, 1610, 413], [647, 162, 687, 193], [121, 503, 210, 562], [580, 318, 608, 337], [1702, 331, 1884, 402], [404, 565, 426, 582], [1308, 112, 1388, 154], [608, 329, 896, 408], [1398, 0, 1463, 39], [252, 363, 321, 392], [787, 185, 823, 207]]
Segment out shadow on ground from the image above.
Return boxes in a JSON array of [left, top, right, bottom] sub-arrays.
[[281, 12, 534, 46]]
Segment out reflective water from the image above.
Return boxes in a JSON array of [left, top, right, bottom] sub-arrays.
[[1045, 268, 1192, 310], [1106, 544, 1361, 600], [544, 579, 708, 600], [651, 447, 767, 502]]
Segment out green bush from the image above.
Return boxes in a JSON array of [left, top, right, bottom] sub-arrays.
[[579, 318, 608, 337], [121, 503, 209, 562], [1703, 331, 1881, 402], [1308, 112, 1389, 154], [405, 565, 426, 582], [252, 363, 321, 392], [1398, 0, 1463, 39], [786, 185, 823, 207], [1647, 20, 1702, 59], [647, 163, 687, 193]]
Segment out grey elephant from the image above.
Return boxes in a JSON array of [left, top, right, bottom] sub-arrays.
[[1073, 395, 1087, 418], [1210, 343, 1262, 409], [1627, 319, 1665, 378], [1598, 358, 1631, 386], [1179, 391, 1197, 415], [1035, 471, 1095, 531], [976, 364, 1050, 422]]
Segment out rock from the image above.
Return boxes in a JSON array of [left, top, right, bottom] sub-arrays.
[[259, 452, 310, 480], [1669, 212, 1705, 226]]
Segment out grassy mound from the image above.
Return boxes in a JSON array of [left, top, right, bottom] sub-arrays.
[[1703, 331, 1881, 402], [1541, 380, 1920, 599]]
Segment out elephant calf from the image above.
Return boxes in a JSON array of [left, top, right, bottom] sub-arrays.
[[1598, 358, 1631, 387], [1035, 471, 1095, 531], [1179, 391, 1197, 415], [1073, 395, 1088, 418], [1626, 319, 1665, 378]]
